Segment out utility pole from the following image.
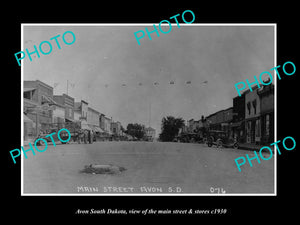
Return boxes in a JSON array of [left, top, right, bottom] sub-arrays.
[[148, 100, 151, 128]]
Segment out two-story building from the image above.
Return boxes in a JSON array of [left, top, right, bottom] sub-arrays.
[[74, 100, 90, 130], [231, 94, 246, 143], [87, 106, 103, 133], [53, 94, 75, 123], [23, 80, 55, 136], [51, 102, 65, 126], [206, 107, 233, 136], [258, 83, 274, 145], [145, 127, 156, 141], [245, 86, 261, 144], [111, 121, 121, 136], [99, 114, 112, 135]]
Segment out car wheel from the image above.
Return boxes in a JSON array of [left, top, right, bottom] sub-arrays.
[[233, 143, 239, 149]]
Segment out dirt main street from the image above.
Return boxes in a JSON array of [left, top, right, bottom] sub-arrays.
[[23, 141, 274, 194]]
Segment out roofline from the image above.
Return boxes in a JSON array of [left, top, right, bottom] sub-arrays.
[[88, 106, 100, 114], [36, 80, 54, 90], [24, 80, 54, 90], [53, 93, 75, 101], [206, 106, 233, 119]]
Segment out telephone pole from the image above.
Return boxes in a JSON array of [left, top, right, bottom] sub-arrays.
[[148, 101, 151, 128]]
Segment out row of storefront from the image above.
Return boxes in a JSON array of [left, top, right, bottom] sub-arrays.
[[186, 83, 274, 146], [23, 80, 122, 141]]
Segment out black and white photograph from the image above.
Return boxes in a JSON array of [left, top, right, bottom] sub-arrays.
[[21, 24, 276, 195]]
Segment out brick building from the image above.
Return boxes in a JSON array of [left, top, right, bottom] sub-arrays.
[[206, 107, 233, 136], [53, 94, 75, 122]]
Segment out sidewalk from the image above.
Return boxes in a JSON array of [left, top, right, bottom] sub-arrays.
[[238, 143, 274, 152], [23, 139, 76, 146], [23, 139, 34, 146]]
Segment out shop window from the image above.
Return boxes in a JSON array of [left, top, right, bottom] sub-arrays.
[[255, 119, 260, 137], [266, 114, 270, 136], [24, 91, 31, 100], [252, 99, 257, 114], [247, 102, 251, 115]]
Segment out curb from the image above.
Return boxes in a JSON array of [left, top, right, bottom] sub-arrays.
[[237, 145, 274, 153]]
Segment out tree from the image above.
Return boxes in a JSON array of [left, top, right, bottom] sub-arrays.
[[125, 123, 145, 140], [159, 116, 185, 142]]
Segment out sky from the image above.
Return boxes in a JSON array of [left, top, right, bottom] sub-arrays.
[[23, 24, 275, 136]]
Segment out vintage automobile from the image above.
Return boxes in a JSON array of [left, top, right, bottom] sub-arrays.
[[34, 122, 94, 145], [174, 132, 203, 143], [35, 128, 71, 145], [206, 130, 239, 149]]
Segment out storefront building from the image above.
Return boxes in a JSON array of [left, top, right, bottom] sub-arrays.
[[23, 80, 54, 137], [258, 84, 274, 145], [245, 86, 261, 144], [231, 93, 246, 143]]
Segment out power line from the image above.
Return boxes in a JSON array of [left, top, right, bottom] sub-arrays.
[[101, 80, 207, 88]]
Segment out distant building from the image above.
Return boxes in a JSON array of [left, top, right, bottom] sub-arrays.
[[206, 107, 233, 137], [52, 101, 65, 125], [87, 106, 103, 133], [87, 107, 99, 126], [99, 114, 112, 135], [145, 127, 156, 141], [74, 100, 88, 122], [111, 121, 121, 136], [179, 121, 188, 134], [186, 118, 206, 138], [187, 119, 194, 132], [74, 100, 90, 130], [188, 119, 201, 133]]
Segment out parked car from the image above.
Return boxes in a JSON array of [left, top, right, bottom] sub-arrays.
[[206, 130, 239, 149], [175, 132, 203, 143], [35, 128, 71, 145]]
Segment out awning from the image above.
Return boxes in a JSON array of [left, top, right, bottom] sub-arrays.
[[24, 87, 36, 92], [231, 121, 243, 127], [65, 118, 76, 122], [82, 124, 92, 130], [93, 126, 105, 133], [106, 130, 113, 135], [86, 125, 105, 133], [81, 120, 92, 130]]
